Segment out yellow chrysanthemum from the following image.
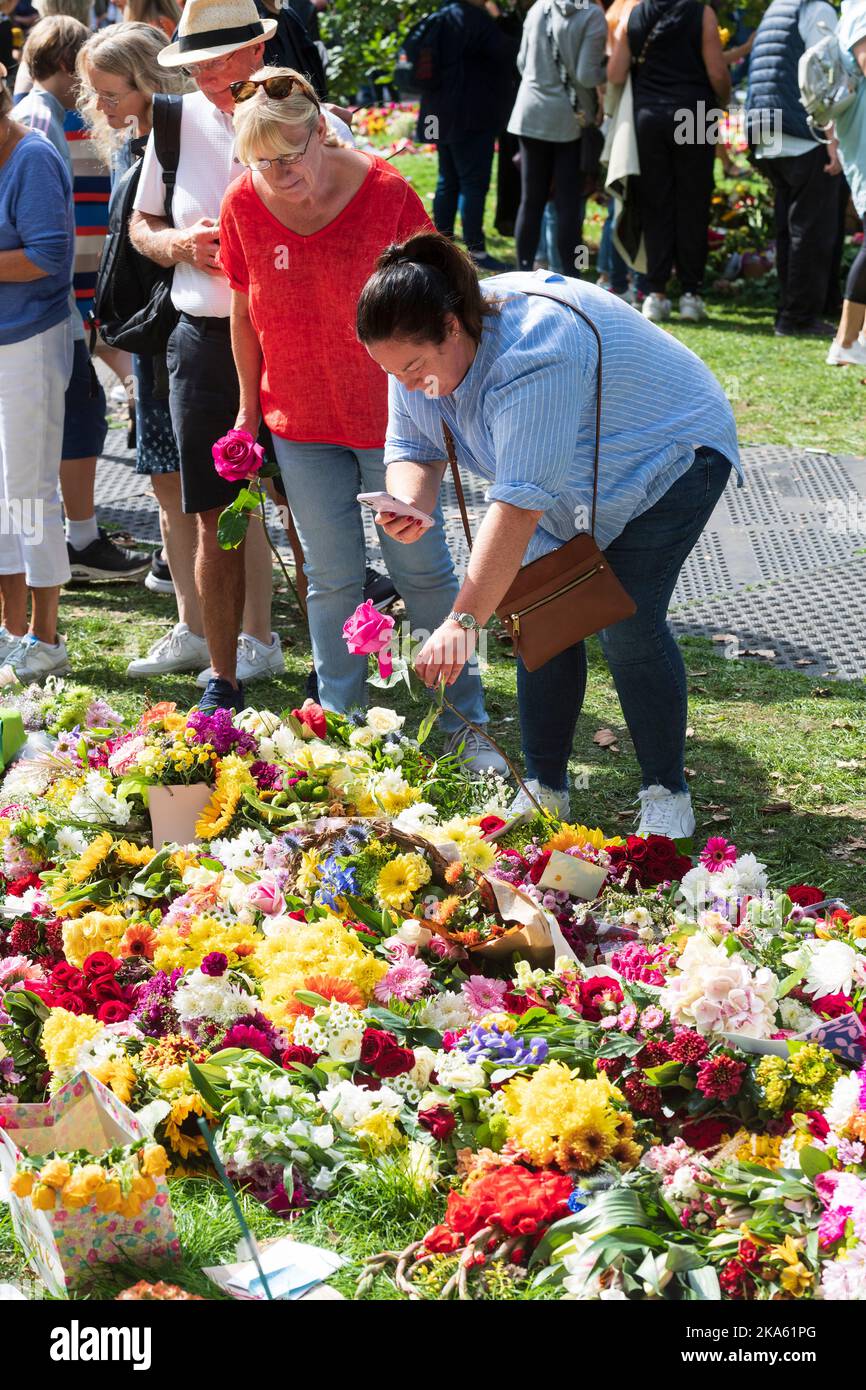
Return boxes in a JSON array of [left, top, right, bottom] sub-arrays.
[[544, 823, 623, 853], [354, 1111, 402, 1152], [113, 840, 157, 868], [67, 831, 114, 885], [89, 1055, 137, 1106], [459, 837, 497, 872], [375, 852, 432, 909], [256, 916, 387, 1026], [503, 1061, 635, 1172], [153, 915, 261, 974], [41, 1008, 104, 1077], [62, 911, 128, 967]]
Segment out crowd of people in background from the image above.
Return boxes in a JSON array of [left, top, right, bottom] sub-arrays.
[[0, 0, 865, 810]]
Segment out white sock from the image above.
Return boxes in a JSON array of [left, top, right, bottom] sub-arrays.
[[66, 516, 100, 549]]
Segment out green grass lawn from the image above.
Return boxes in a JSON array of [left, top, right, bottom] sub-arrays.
[[392, 150, 866, 455]]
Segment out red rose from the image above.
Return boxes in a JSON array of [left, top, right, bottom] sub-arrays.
[[49, 963, 85, 991], [376, 1045, 415, 1079], [527, 851, 552, 885], [360, 1028, 389, 1067], [53, 991, 86, 1014], [812, 992, 853, 1019], [83, 951, 118, 979], [424, 1224, 461, 1254], [576, 975, 623, 1022], [290, 701, 328, 740], [97, 1000, 132, 1024], [679, 1116, 732, 1150], [806, 1110, 830, 1141], [361, 1028, 414, 1078], [418, 1104, 456, 1141], [786, 884, 825, 908], [625, 836, 650, 862], [479, 815, 507, 837], [282, 1045, 319, 1070], [88, 974, 125, 1004], [287, 910, 307, 923]]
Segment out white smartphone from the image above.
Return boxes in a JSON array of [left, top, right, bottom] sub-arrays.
[[356, 491, 435, 530]]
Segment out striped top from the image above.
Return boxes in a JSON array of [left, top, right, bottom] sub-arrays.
[[382, 270, 742, 559]]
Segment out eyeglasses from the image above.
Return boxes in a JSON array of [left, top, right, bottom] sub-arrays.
[[180, 52, 237, 77], [230, 74, 318, 105], [249, 125, 316, 170], [83, 85, 129, 109]]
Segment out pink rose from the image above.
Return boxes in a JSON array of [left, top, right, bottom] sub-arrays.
[[212, 429, 265, 482], [247, 876, 287, 917], [342, 600, 395, 679]]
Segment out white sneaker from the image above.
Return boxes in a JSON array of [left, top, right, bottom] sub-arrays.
[[642, 293, 671, 323], [445, 726, 509, 778], [826, 338, 866, 366], [0, 626, 26, 665], [635, 784, 695, 839], [509, 778, 571, 820], [679, 293, 707, 323], [6, 635, 69, 680], [127, 622, 210, 678], [195, 632, 285, 688]]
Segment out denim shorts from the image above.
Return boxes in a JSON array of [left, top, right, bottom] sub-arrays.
[[61, 338, 108, 461]]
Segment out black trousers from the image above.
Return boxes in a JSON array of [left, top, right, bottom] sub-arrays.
[[514, 135, 586, 274], [634, 104, 715, 295], [166, 313, 242, 516], [760, 145, 840, 328], [846, 214, 866, 306]]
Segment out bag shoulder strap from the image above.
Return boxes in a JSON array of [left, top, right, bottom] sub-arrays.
[[542, 2, 587, 121], [152, 93, 183, 225], [443, 283, 603, 550]]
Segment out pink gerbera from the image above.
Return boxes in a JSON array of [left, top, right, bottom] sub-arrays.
[[374, 955, 432, 1004], [462, 975, 508, 1018], [699, 836, 738, 870]]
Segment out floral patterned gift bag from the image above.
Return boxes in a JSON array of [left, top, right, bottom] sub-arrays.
[[0, 1072, 179, 1297]]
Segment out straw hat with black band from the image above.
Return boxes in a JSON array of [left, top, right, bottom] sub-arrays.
[[157, 0, 277, 68]]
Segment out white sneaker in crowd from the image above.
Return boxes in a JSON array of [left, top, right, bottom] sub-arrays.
[[127, 622, 210, 677], [509, 778, 571, 820], [0, 626, 25, 665], [6, 634, 70, 680], [196, 631, 285, 688], [642, 293, 671, 323], [679, 293, 707, 323], [445, 725, 509, 778], [635, 784, 696, 838], [826, 337, 866, 366]]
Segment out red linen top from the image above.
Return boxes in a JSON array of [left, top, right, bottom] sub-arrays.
[[219, 154, 432, 447]]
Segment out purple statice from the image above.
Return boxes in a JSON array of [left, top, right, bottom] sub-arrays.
[[459, 1022, 548, 1066], [186, 707, 258, 757], [315, 855, 358, 910], [131, 968, 183, 1037], [250, 760, 283, 791]]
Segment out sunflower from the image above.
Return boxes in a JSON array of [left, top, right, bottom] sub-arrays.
[[114, 840, 157, 868], [67, 831, 114, 885], [375, 853, 432, 910], [195, 755, 253, 840], [163, 1093, 211, 1162], [544, 823, 624, 853]]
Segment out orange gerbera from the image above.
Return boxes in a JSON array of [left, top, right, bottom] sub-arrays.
[[119, 922, 158, 961], [140, 702, 178, 730], [286, 974, 366, 1018]]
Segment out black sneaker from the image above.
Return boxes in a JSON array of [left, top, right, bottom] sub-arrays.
[[144, 550, 175, 596], [304, 666, 319, 702], [197, 677, 245, 714], [67, 528, 150, 583], [363, 566, 399, 612], [469, 251, 511, 272], [774, 318, 836, 338]]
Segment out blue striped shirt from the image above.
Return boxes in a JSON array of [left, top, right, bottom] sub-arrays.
[[383, 270, 742, 559]]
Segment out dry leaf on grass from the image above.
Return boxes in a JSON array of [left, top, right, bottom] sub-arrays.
[[760, 800, 793, 815], [831, 720, 856, 730], [793, 658, 817, 667], [711, 633, 738, 644], [593, 728, 620, 751], [742, 648, 776, 661]]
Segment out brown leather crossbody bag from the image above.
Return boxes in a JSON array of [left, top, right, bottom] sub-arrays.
[[443, 286, 636, 673]]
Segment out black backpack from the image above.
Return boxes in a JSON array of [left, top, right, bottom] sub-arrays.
[[92, 93, 182, 357], [401, 11, 448, 93]]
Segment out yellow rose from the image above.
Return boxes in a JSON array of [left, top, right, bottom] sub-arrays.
[[848, 916, 866, 939], [140, 1144, 169, 1178], [31, 1183, 56, 1211], [10, 1171, 34, 1197], [94, 1180, 122, 1213], [39, 1157, 71, 1189], [118, 1193, 143, 1219]]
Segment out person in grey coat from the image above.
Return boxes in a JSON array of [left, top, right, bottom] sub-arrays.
[[507, 0, 607, 272]]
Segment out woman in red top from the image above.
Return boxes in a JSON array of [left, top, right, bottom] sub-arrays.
[[220, 68, 499, 766]]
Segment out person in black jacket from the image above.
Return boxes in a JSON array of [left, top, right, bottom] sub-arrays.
[[256, 0, 327, 96], [422, 0, 517, 268]]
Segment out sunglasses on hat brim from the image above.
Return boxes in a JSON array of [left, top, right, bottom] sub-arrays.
[[229, 74, 319, 105]]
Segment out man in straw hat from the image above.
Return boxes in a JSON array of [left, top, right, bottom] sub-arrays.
[[129, 0, 296, 713]]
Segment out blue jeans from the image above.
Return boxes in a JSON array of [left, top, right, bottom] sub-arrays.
[[433, 132, 497, 253], [271, 438, 488, 732], [518, 447, 732, 793]]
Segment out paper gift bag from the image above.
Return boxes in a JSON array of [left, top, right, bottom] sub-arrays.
[[470, 877, 578, 968], [148, 783, 214, 848], [0, 1072, 179, 1297]]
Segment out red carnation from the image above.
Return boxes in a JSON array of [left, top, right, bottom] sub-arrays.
[[526, 851, 552, 885], [424, 1224, 461, 1254], [695, 1054, 745, 1101], [418, 1104, 457, 1141], [574, 975, 623, 1022], [679, 1116, 732, 1150], [806, 1110, 830, 1141], [786, 884, 825, 908], [7, 873, 42, 897]]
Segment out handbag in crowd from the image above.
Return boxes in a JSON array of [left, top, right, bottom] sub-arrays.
[[442, 287, 636, 673], [542, 0, 602, 131]]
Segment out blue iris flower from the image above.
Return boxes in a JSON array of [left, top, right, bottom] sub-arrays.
[[315, 854, 359, 909], [460, 1023, 549, 1066]]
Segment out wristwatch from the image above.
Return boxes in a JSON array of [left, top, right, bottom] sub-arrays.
[[447, 611, 481, 632]]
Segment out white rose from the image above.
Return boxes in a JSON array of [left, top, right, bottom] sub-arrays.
[[397, 918, 433, 950], [365, 707, 405, 735], [349, 725, 377, 749], [407, 1046, 438, 1090]]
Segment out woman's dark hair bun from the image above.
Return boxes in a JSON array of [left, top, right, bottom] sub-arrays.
[[357, 230, 499, 347]]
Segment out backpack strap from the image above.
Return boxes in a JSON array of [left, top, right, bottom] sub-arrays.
[[152, 93, 183, 225]]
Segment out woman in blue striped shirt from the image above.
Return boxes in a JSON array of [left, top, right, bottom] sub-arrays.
[[357, 233, 741, 838]]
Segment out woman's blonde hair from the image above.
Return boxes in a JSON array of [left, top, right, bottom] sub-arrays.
[[77, 22, 188, 167], [123, 0, 181, 27], [232, 66, 343, 167]]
